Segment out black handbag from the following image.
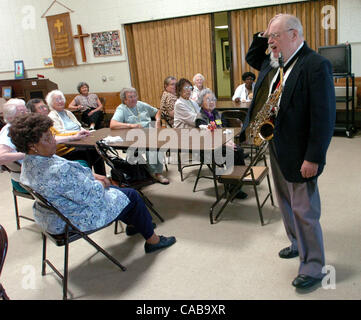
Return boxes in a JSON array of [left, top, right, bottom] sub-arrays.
[[110, 157, 152, 184]]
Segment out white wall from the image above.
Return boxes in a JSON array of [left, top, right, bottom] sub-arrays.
[[0, 0, 360, 94], [338, 0, 361, 76]]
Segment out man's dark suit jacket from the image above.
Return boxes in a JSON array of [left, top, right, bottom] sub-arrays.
[[244, 33, 336, 183]]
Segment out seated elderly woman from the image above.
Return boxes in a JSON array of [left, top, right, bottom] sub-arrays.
[[68, 82, 104, 130], [0, 98, 90, 193], [232, 72, 256, 105], [0, 99, 29, 192], [8, 113, 176, 253], [190, 73, 207, 102], [46, 90, 106, 175], [174, 78, 200, 128], [46, 90, 83, 133], [0, 99, 28, 164], [110, 87, 169, 185], [195, 89, 248, 199], [159, 76, 177, 127]]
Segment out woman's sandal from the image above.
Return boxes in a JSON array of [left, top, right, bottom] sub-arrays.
[[154, 174, 169, 185]]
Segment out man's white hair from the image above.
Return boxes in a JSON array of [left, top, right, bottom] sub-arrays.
[[283, 14, 303, 38]]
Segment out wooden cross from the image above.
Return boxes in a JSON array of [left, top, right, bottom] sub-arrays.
[[73, 24, 89, 62]]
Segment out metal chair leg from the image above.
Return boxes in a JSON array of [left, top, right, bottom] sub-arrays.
[[193, 163, 204, 192], [63, 237, 69, 300], [252, 183, 264, 226], [177, 151, 184, 181], [42, 234, 47, 276], [13, 194, 20, 230]]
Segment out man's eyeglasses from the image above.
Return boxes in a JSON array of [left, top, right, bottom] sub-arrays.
[[266, 28, 294, 40]]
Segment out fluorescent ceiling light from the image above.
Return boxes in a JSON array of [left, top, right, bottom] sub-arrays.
[[215, 25, 228, 29]]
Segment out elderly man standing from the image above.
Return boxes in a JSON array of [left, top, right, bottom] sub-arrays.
[[110, 87, 169, 184], [244, 14, 335, 289]]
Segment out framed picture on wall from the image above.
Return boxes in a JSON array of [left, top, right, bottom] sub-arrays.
[[91, 30, 122, 57], [221, 38, 230, 72], [2, 86, 12, 100], [14, 60, 25, 79]]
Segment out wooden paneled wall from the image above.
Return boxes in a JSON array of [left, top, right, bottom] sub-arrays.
[[231, 0, 338, 89], [125, 14, 214, 109]]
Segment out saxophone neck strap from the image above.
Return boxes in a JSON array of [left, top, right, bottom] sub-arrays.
[[271, 48, 302, 93]]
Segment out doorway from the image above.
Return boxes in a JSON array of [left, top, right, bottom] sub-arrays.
[[214, 12, 231, 99]]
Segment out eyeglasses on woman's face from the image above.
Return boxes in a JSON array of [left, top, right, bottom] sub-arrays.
[[54, 96, 64, 103], [40, 131, 56, 144], [17, 107, 29, 115], [183, 85, 193, 91], [205, 97, 216, 103]]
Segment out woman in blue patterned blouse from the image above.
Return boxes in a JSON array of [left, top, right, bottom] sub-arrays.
[[9, 113, 176, 254]]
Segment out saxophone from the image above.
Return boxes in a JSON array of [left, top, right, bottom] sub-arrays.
[[248, 53, 284, 146]]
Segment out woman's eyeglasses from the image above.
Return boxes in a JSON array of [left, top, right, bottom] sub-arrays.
[[41, 132, 56, 143], [183, 86, 193, 91]]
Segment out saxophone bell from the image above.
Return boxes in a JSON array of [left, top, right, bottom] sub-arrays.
[[259, 120, 275, 142]]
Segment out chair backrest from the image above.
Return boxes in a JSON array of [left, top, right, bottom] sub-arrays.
[[19, 183, 83, 236], [224, 117, 242, 128], [0, 225, 8, 277], [1, 161, 21, 174], [221, 110, 248, 122]]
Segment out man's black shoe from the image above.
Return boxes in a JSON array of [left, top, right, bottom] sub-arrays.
[[292, 274, 322, 289], [279, 246, 299, 259]]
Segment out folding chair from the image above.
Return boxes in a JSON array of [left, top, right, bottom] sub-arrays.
[[220, 110, 262, 161], [161, 117, 174, 169], [209, 141, 274, 225], [177, 149, 202, 182], [1, 162, 35, 230], [0, 224, 10, 300], [95, 140, 164, 234], [221, 110, 248, 124], [19, 184, 126, 300]]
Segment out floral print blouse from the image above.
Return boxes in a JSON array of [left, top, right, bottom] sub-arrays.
[[20, 154, 130, 234]]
